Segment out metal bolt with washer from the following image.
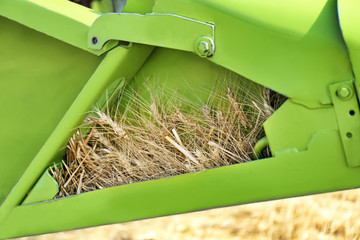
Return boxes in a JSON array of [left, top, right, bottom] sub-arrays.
[[194, 36, 214, 58], [198, 41, 210, 54], [336, 86, 353, 100]]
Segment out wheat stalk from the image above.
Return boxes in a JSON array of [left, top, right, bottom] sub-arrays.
[[51, 79, 284, 198]]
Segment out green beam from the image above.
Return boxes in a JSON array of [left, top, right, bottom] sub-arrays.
[[0, 0, 117, 55], [1, 130, 359, 238], [88, 13, 214, 56], [0, 44, 154, 224]]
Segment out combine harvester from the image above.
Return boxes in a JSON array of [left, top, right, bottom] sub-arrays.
[[0, 0, 360, 238]]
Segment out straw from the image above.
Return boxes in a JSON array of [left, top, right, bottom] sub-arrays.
[[51, 79, 285, 198]]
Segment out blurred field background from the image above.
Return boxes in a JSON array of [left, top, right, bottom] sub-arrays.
[[16, 188, 360, 240]]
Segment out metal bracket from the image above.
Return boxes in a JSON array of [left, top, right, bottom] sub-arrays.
[[88, 13, 215, 58], [330, 80, 360, 167]]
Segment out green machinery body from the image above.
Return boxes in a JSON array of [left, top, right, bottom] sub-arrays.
[[1, 0, 360, 238]]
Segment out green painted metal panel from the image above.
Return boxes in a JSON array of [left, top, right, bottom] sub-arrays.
[[21, 169, 59, 205], [329, 81, 360, 167], [91, 0, 115, 13], [0, 0, 359, 238], [264, 100, 338, 155], [153, 0, 354, 107], [1, 129, 359, 238], [338, 0, 360, 96], [88, 13, 214, 55], [122, 0, 155, 14], [0, 16, 102, 204], [0, 0, 117, 55], [0, 45, 154, 223], [126, 48, 263, 105], [154, 0, 328, 38]]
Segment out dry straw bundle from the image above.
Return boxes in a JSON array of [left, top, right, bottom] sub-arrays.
[[50, 78, 284, 198]]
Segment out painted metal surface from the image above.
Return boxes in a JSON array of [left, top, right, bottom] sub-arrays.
[[264, 100, 338, 155], [0, 44, 154, 225], [153, 0, 353, 108], [21, 170, 59, 205], [121, 0, 155, 14], [1, 129, 359, 238], [338, 0, 360, 100], [88, 13, 214, 56], [253, 137, 269, 159], [1, 0, 360, 238], [0, 15, 102, 206], [0, 0, 117, 55], [329, 81, 360, 167]]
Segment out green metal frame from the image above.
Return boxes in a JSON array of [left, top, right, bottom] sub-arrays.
[[88, 13, 215, 56], [0, 0, 117, 55], [1, 0, 360, 238]]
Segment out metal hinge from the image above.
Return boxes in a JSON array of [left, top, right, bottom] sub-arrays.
[[329, 80, 360, 167], [88, 13, 215, 58]]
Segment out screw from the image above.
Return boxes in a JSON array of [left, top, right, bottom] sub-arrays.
[[337, 87, 351, 100], [92, 37, 98, 45]]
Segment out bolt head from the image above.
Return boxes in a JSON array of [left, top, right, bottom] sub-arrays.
[[197, 41, 209, 53], [337, 87, 351, 99], [194, 36, 214, 58]]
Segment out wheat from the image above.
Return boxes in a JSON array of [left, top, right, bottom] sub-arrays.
[[51, 79, 284, 198]]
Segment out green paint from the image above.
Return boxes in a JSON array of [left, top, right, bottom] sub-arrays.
[[264, 100, 338, 155], [88, 13, 214, 55], [21, 170, 59, 205], [0, 16, 102, 205], [338, 0, 360, 89], [2, 130, 360, 239], [122, 0, 155, 14], [330, 81, 360, 167], [337, 87, 352, 99], [253, 137, 269, 159], [154, 0, 354, 107], [1, 0, 360, 238], [0, 0, 117, 55]]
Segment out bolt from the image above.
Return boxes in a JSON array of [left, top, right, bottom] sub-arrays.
[[197, 41, 210, 54], [337, 87, 351, 100], [194, 36, 214, 58]]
